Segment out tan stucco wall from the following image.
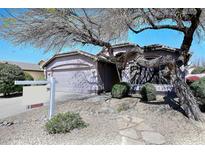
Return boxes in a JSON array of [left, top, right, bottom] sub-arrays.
[[24, 70, 44, 80], [23, 85, 49, 105]]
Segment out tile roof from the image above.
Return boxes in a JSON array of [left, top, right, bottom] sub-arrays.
[[143, 44, 180, 53], [0, 60, 43, 71]]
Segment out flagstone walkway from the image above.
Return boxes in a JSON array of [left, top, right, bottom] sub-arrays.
[[117, 114, 166, 145]]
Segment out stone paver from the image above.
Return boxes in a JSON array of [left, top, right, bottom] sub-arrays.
[[119, 128, 140, 140], [135, 122, 154, 131], [117, 118, 129, 130], [141, 131, 166, 144], [121, 136, 145, 145], [117, 114, 166, 145], [121, 115, 132, 122], [131, 117, 144, 124], [126, 122, 137, 128]]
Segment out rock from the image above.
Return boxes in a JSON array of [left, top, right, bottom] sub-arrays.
[[117, 116, 142, 129], [117, 118, 128, 130], [117, 119, 137, 130], [109, 98, 137, 112], [98, 107, 115, 114], [85, 95, 110, 103], [121, 136, 145, 145], [0, 121, 14, 127], [141, 131, 166, 144], [23, 120, 27, 123], [119, 128, 140, 140], [3, 121, 7, 125], [135, 122, 154, 131], [131, 116, 144, 124], [105, 99, 110, 103], [7, 122, 14, 126], [126, 122, 137, 128], [119, 115, 132, 122], [13, 120, 19, 124]]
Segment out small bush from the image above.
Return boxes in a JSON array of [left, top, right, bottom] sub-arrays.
[[45, 112, 88, 134], [140, 83, 156, 101], [24, 72, 34, 81], [191, 67, 205, 74], [111, 82, 131, 99], [190, 77, 205, 105], [117, 103, 130, 112], [0, 63, 25, 96]]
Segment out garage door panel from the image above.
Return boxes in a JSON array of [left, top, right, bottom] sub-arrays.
[[52, 69, 97, 94]]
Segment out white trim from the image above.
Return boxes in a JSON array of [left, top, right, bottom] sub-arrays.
[[132, 84, 173, 92]]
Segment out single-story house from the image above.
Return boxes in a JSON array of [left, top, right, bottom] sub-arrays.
[[43, 43, 181, 94], [0, 60, 44, 80], [43, 50, 119, 94], [99, 43, 180, 84]]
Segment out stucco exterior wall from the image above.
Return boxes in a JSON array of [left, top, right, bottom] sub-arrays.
[[46, 54, 96, 71], [23, 85, 49, 105], [44, 54, 101, 94]]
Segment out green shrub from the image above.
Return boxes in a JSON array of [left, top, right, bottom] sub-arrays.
[[191, 67, 205, 74], [24, 72, 34, 81], [45, 112, 88, 134], [111, 82, 131, 99], [0, 63, 25, 96], [190, 77, 205, 105], [140, 83, 156, 101]]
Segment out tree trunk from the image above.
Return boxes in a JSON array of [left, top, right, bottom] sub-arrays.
[[170, 68, 205, 121], [180, 9, 202, 65], [110, 45, 204, 121]]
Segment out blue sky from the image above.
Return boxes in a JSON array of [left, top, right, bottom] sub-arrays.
[[0, 9, 205, 64]]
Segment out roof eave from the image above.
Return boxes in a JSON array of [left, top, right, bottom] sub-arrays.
[[43, 51, 97, 68]]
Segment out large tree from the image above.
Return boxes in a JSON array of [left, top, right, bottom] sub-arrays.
[[103, 8, 205, 121], [1, 8, 205, 121]]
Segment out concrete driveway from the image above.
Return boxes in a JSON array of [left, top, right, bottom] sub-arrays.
[[0, 92, 96, 120]]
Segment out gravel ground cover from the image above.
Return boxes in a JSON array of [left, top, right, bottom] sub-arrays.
[[1, 94, 205, 144]]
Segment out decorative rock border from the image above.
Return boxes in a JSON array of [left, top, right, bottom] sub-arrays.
[[0, 121, 14, 127]]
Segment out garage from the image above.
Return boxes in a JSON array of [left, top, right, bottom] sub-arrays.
[[43, 50, 119, 94], [52, 68, 97, 93]]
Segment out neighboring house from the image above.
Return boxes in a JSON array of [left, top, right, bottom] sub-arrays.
[[0, 60, 44, 80], [38, 60, 46, 69], [43, 50, 119, 94], [185, 65, 205, 83], [43, 43, 181, 94]]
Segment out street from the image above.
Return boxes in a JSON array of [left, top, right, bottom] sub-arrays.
[[0, 95, 26, 119]]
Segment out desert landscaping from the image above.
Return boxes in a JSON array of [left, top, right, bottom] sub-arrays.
[[1, 93, 205, 145], [1, 8, 205, 146]]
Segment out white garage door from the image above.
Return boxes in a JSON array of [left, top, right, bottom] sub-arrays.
[[52, 69, 97, 94]]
